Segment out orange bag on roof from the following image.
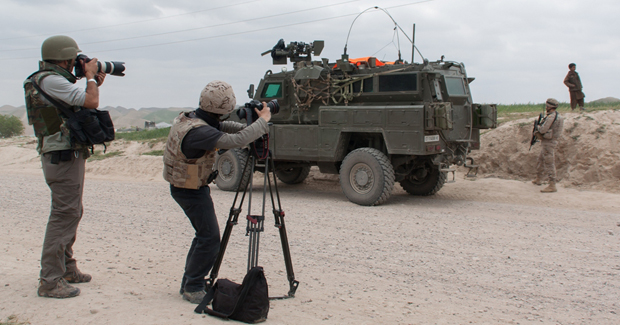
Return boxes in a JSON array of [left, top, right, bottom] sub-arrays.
[[349, 57, 386, 67], [333, 57, 395, 69]]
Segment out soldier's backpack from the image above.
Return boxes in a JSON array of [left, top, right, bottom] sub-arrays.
[[194, 266, 269, 323]]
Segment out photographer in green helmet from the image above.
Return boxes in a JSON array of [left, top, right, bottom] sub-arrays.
[[23, 35, 107, 299]]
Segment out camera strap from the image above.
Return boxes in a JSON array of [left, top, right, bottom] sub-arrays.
[[29, 76, 78, 120]]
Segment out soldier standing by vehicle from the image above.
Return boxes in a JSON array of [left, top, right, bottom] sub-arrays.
[[532, 98, 564, 193], [564, 63, 585, 111], [163, 81, 271, 304], [23, 35, 106, 298]]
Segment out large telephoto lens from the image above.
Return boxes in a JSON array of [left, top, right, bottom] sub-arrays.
[[74, 54, 125, 77], [98, 61, 126, 76]]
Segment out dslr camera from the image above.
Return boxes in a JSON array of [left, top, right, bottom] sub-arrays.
[[74, 54, 126, 78], [237, 99, 279, 125]]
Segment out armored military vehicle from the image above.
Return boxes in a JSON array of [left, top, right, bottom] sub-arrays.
[[215, 34, 496, 206]]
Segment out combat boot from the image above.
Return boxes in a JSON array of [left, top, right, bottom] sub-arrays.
[[541, 181, 557, 193], [37, 278, 80, 298], [531, 176, 543, 186], [63, 268, 92, 283], [183, 290, 206, 304]]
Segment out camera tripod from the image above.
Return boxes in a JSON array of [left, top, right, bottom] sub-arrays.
[[206, 141, 299, 299]]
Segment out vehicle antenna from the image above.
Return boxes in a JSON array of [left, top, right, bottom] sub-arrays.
[[343, 6, 425, 62]]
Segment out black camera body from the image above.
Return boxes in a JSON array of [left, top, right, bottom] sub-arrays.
[[236, 99, 279, 125], [74, 54, 125, 78], [235, 99, 280, 159]]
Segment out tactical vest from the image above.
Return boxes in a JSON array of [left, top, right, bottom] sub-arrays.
[[23, 62, 81, 152], [541, 111, 564, 142], [163, 112, 217, 189]]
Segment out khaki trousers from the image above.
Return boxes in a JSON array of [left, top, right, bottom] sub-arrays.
[[39, 151, 85, 286], [536, 140, 557, 182]]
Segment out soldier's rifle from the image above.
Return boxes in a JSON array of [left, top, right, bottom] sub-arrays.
[[529, 113, 545, 151]]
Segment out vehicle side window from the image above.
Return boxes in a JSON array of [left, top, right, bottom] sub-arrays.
[[378, 73, 417, 92], [444, 77, 467, 96], [352, 79, 374, 93], [261, 83, 283, 98]]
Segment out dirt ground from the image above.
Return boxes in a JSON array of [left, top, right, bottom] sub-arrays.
[[1, 114, 619, 324]]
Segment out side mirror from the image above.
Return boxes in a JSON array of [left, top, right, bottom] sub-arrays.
[[247, 84, 255, 99]]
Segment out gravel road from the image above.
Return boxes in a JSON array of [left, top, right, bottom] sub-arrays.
[[1, 170, 620, 325]]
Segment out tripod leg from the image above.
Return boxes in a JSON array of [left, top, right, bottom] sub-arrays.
[[207, 155, 255, 289], [266, 155, 299, 297], [246, 214, 264, 271], [247, 152, 275, 270], [208, 207, 239, 289], [275, 211, 299, 297]]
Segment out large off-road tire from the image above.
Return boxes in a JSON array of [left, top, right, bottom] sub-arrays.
[[275, 165, 311, 185], [399, 162, 446, 196], [339, 148, 395, 206], [214, 148, 252, 192]]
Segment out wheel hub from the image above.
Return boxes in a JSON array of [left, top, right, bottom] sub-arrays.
[[219, 159, 233, 179], [350, 163, 373, 194]]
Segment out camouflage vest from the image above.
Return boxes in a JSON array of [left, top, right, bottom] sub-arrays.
[[23, 61, 81, 152], [163, 112, 217, 189]]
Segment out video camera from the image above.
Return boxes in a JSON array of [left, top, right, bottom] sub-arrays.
[[236, 99, 279, 159], [74, 54, 125, 78], [236, 99, 279, 125]]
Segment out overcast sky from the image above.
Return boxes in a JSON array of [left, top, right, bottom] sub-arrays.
[[1, 0, 618, 109]]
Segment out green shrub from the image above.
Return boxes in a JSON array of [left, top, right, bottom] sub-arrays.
[[142, 150, 164, 156], [0, 114, 25, 138], [115, 127, 170, 141]]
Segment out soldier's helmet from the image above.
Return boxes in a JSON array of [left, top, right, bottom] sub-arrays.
[[545, 98, 559, 109], [41, 35, 81, 61], [199, 81, 237, 115]]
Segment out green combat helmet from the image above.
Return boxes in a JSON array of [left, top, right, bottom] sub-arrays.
[[41, 35, 81, 61]]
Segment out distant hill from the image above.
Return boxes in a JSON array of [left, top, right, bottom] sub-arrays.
[[589, 97, 620, 104], [0, 105, 189, 136]]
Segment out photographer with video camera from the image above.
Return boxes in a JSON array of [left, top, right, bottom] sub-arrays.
[[163, 80, 271, 304], [23, 35, 107, 299]]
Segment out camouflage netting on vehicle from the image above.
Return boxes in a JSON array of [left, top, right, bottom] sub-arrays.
[[291, 77, 331, 111]]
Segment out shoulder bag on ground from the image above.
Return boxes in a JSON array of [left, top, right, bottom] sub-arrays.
[[194, 266, 269, 323]]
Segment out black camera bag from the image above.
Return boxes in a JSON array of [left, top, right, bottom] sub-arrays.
[[194, 266, 269, 323], [66, 108, 115, 145], [30, 77, 115, 147]]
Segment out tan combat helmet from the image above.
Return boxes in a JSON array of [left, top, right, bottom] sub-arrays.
[[199, 81, 237, 115], [41, 35, 81, 61], [545, 98, 559, 110]]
